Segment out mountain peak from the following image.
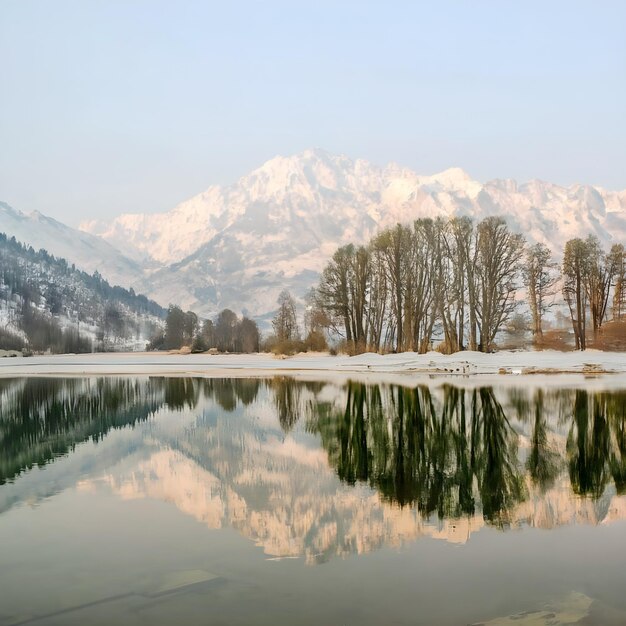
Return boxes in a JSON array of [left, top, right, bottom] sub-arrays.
[[414, 166, 480, 197], [438, 166, 473, 181], [424, 166, 474, 184], [253, 148, 357, 176], [73, 150, 626, 317]]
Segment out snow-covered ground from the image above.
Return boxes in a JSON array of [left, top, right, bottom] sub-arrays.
[[2, 350, 626, 388]]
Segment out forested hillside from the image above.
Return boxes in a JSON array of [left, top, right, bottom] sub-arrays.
[[0, 233, 164, 353]]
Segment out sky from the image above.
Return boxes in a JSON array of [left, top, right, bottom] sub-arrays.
[[1, 0, 625, 225]]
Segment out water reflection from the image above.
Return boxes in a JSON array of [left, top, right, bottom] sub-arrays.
[[2, 376, 626, 560], [312, 384, 527, 524], [0, 377, 165, 484], [567, 390, 626, 498]]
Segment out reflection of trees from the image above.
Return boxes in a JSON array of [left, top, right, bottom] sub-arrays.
[[0, 377, 170, 484], [0, 376, 265, 484], [311, 383, 626, 522], [566, 390, 626, 498], [271, 377, 301, 432], [166, 378, 263, 412], [313, 382, 526, 524], [201, 379, 261, 412], [312, 382, 626, 519], [608, 392, 626, 494], [475, 388, 525, 525], [4, 372, 626, 527], [164, 377, 201, 410], [313, 383, 626, 518], [525, 390, 561, 493]]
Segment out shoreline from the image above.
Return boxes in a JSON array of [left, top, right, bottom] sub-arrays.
[[2, 350, 626, 389]]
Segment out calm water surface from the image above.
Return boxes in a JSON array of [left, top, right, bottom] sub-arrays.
[[1, 377, 626, 625]]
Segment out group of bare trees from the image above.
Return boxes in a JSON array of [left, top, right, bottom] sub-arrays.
[[151, 223, 625, 356], [313, 216, 525, 353], [562, 238, 625, 349], [266, 289, 328, 354], [149, 305, 260, 353], [312, 216, 626, 354]]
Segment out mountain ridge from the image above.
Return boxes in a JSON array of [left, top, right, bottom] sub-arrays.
[[80, 149, 626, 265], [4, 150, 626, 318], [0, 201, 145, 289]]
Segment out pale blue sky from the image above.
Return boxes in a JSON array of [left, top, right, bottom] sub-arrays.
[[1, 0, 625, 225]]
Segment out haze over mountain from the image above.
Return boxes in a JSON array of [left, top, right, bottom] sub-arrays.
[[0, 201, 144, 289], [3, 150, 626, 320]]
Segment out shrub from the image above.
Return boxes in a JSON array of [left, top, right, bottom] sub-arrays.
[[147, 330, 166, 351], [191, 335, 209, 353], [0, 328, 26, 351], [303, 330, 328, 352]]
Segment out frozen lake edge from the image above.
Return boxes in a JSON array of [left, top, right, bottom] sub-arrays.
[[2, 350, 626, 389]]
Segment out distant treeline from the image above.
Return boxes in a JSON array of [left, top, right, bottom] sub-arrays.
[[149, 305, 260, 353], [0, 232, 165, 353], [3, 217, 624, 356]]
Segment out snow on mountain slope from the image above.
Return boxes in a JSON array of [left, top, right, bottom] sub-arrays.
[[82, 149, 626, 264], [82, 149, 384, 265], [0, 201, 144, 288], [81, 148, 626, 316]]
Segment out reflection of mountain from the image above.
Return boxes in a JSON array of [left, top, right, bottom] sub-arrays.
[[0, 377, 265, 485], [96, 380, 626, 562], [99, 447, 625, 564], [2, 377, 626, 563]]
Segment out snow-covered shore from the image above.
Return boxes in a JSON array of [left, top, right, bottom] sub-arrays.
[[2, 350, 626, 388]]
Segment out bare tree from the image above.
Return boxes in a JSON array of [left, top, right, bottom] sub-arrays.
[[237, 317, 260, 353], [164, 305, 185, 349], [366, 244, 389, 352], [451, 216, 479, 350], [316, 245, 370, 351], [214, 308, 239, 352], [350, 245, 370, 350], [317, 245, 356, 344], [372, 224, 411, 352], [183, 310, 198, 346], [523, 243, 560, 339], [585, 236, 619, 336], [405, 219, 441, 353], [563, 238, 589, 350], [272, 290, 299, 342], [475, 217, 525, 351], [611, 244, 626, 320]]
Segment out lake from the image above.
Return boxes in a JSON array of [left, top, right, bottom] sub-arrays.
[[1, 376, 626, 625]]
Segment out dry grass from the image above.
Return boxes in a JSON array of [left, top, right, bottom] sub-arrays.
[[588, 320, 626, 351], [533, 329, 576, 352], [533, 321, 626, 352]]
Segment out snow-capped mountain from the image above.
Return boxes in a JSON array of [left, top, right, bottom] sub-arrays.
[[81, 148, 626, 317], [0, 201, 144, 289], [4, 149, 625, 320]]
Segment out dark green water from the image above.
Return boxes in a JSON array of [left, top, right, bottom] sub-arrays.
[[1, 377, 626, 625]]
